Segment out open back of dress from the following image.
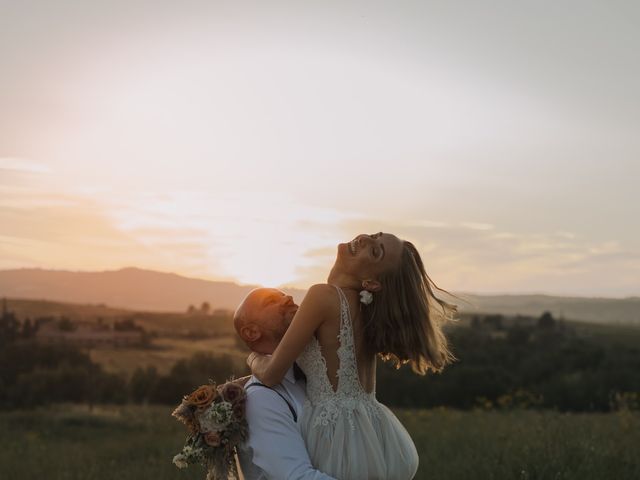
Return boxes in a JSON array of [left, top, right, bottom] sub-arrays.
[[296, 285, 419, 480]]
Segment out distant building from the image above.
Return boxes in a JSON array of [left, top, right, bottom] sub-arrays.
[[35, 322, 144, 347]]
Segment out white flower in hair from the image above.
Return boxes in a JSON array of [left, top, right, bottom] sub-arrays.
[[359, 290, 373, 305]]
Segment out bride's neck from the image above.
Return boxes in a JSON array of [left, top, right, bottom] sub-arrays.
[[327, 267, 360, 290]]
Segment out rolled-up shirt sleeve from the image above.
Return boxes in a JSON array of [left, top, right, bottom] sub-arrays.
[[241, 387, 337, 480]]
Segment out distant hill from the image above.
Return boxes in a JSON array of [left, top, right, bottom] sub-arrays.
[[0, 267, 638, 325], [454, 293, 640, 326], [0, 267, 305, 312]]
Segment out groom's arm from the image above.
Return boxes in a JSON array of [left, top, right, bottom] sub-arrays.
[[242, 387, 337, 480]]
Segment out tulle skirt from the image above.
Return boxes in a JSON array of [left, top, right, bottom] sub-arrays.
[[300, 400, 419, 480]]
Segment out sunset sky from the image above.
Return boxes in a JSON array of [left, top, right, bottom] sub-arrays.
[[1, 1, 639, 296]]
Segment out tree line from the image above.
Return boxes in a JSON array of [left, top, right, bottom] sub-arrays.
[[377, 313, 640, 412], [2, 306, 639, 412], [0, 342, 237, 409]]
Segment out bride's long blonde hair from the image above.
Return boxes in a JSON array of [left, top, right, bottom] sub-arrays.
[[361, 240, 457, 375]]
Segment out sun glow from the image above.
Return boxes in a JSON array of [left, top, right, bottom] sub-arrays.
[[102, 189, 356, 287]]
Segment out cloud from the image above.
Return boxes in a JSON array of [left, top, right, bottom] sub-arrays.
[[0, 157, 51, 174], [0, 187, 208, 277], [460, 222, 494, 231], [0, 194, 80, 209], [404, 219, 449, 229], [304, 217, 640, 297], [92, 189, 364, 287], [1, 180, 637, 296]]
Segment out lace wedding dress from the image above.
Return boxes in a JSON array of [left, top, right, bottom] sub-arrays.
[[297, 285, 419, 480]]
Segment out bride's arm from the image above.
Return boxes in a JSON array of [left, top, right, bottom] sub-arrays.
[[248, 284, 332, 387]]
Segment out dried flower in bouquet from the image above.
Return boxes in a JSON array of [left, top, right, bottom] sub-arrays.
[[172, 379, 249, 480]]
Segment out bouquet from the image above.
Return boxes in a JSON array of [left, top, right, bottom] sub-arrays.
[[172, 380, 248, 480]]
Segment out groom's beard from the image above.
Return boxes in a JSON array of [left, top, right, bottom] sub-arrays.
[[281, 307, 297, 326]]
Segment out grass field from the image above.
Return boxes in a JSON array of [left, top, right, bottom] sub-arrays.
[[1, 404, 638, 480], [89, 335, 247, 377]]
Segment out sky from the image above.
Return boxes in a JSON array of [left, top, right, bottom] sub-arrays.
[[1, 0, 639, 296]]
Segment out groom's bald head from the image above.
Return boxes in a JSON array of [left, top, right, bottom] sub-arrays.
[[233, 288, 298, 354]]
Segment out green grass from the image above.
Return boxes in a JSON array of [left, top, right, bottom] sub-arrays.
[[1, 405, 638, 480], [398, 409, 640, 480], [0, 404, 201, 480]]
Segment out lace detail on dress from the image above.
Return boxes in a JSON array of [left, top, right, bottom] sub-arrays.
[[297, 285, 382, 430]]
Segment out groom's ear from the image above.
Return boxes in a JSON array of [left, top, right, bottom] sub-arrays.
[[240, 324, 262, 343], [362, 279, 382, 292]]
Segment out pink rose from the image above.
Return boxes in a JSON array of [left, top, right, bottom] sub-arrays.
[[220, 381, 245, 403]]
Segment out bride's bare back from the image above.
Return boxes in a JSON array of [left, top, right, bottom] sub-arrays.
[[314, 285, 376, 394]]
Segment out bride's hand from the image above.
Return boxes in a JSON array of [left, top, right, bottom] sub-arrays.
[[246, 352, 258, 369], [247, 352, 266, 370], [247, 352, 271, 379]]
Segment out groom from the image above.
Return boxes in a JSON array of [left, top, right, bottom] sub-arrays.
[[233, 288, 337, 480]]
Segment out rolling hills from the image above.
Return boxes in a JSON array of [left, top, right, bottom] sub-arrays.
[[1, 267, 638, 324]]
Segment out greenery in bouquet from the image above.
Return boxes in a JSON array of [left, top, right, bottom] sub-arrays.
[[172, 380, 248, 480]]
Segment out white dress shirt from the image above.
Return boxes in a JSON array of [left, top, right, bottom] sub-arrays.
[[237, 366, 337, 480]]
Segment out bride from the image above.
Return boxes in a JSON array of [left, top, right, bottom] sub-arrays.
[[247, 232, 457, 480]]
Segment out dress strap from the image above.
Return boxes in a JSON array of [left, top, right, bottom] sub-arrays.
[[331, 284, 352, 332], [330, 285, 361, 395]]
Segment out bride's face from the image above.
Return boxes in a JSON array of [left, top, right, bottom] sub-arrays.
[[336, 232, 404, 281]]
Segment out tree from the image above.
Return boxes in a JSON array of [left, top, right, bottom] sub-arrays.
[[0, 299, 20, 345], [114, 318, 144, 332], [58, 317, 76, 332], [21, 318, 34, 338], [200, 302, 211, 315], [538, 311, 556, 329], [150, 353, 237, 404], [507, 325, 531, 346], [483, 314, 504, 330], [129, 366, 159, 403]]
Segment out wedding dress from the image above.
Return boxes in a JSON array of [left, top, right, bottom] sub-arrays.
[[296, 285, 419, 480]]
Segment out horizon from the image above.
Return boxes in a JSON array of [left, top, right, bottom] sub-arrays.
[[1, 265, 638, 300], [1, 1, 639, 297]]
